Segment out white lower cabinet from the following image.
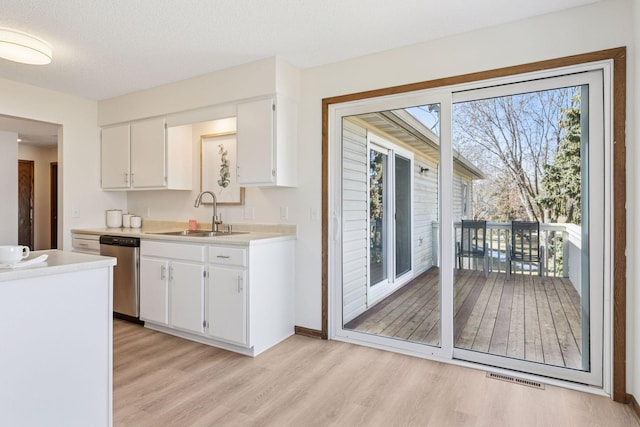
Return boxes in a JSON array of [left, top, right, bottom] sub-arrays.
[[140, 257, 169, 325], [170, 261, 205, 334], [206, 244, 249, 346], [207, 266, 247, 345], [139, 241, 205, 331], [139, 238, 294, 356]]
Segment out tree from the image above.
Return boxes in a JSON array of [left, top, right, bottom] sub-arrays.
[[453, 88, 574, 222], [538, 92, 582, 224]]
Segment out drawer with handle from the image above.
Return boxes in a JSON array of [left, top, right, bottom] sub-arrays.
[[208, 246, 247, 267], [72, 236, 100, 254]]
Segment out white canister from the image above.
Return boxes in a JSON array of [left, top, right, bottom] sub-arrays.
[[122, 213, 133, 228], [106, 209, 123, 228], [130, 216, 142, 228]]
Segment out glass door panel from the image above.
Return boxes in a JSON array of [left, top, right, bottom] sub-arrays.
[[395, 154, 412, 278], [369, 147, 389, 287], [450, 71, 604, 385], [341, 103, 441, 348]]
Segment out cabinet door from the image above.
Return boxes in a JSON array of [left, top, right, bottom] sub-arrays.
[[170, 261, 205, 334], [140, 257, 169, 324], [101, 124, 131, 189], [131, 118, 166, 188], [237, 98, 275, 185], [207, 266, 247, 345]]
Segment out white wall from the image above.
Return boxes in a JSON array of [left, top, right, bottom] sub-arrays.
[[0, 131, 18, 244], [18, 144, 58, 249], [0, 79, 126, 250]]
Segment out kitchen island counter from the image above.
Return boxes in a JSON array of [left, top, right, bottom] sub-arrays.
[[0, 249, 115, 427], [0, 249, 116, 282]]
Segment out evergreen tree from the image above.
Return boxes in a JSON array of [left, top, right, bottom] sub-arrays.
[[538, 92, 582, 224]]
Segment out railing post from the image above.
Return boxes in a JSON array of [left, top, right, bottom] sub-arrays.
[[562, 229, 570, 278], [432, 221, 439, 268]]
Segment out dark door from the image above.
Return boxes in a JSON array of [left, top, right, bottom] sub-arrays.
[[50, 162, 58, 249], [18, 160, 34, 250]]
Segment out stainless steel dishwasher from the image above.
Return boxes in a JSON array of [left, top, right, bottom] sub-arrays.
[[99, 235, 141, 322]]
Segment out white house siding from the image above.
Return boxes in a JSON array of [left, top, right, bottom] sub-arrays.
[[342, 119, 369, 323], [413, 155, 439, 274], [342, 118, 444, 322]]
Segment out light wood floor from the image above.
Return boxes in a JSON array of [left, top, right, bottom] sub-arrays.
[[345, 268, 583, 369], [113, 320, 638, 426]]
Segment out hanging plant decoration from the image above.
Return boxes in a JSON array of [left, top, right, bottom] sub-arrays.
[[217, 144, 231, 188]]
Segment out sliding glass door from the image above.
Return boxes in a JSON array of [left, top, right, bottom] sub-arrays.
[[331, 64, 609, 387]]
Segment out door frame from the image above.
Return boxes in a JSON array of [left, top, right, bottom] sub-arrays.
[[18, 159, 35, 250], [320, 48, 627, 401]]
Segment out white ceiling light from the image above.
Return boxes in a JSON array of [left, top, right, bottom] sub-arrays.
[[0, 28, 52, 65]]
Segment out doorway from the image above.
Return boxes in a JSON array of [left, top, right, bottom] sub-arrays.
[[50, 162, 58, 249], [18, 160, 34, 250]]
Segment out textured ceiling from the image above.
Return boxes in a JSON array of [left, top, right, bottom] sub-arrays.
[[0, 0, 598, 102]]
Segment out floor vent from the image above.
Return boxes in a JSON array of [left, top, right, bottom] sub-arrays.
[[486, 372, 545, 390]]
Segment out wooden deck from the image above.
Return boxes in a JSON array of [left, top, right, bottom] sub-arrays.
[[344, 268, 583, 369]]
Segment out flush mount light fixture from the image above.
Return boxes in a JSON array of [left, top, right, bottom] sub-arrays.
[[0, 28, 52, 65]]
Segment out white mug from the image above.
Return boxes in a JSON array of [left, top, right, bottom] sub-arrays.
[[0, 245, 30, 264]]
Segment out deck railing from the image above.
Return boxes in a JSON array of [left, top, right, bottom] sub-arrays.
[[431, 221, 581, 279]]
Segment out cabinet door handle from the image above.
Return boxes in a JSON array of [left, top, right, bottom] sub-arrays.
[[169, 265, 174, 282], [124, 172, 129, 184], [160, 265, 166, 280], [131, 172, 135, 185], [216, 255, 230, 259], [237, 275, 243, 293]]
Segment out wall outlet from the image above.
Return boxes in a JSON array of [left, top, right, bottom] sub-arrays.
[[71, 207, 80, 218], [280, 206, 289, 221], [310, 207, 319, 222]]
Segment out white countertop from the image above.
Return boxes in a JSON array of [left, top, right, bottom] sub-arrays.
[[71, 227, 297, 246], [0, 250, 116, 282]]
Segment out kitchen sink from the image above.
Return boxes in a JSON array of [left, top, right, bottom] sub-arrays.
[[149, 230, 249, 237]]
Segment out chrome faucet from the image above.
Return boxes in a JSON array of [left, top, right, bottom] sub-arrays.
[[194, 191, 222, 232]]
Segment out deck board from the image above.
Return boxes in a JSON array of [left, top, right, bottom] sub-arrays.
[[488, 273, 514, 355], [523, 274, 545, 363], [456, 273, 495, 349], [506, 274, 525, 359], [344, 267, 583, 369], [472, 273, 503, 353]]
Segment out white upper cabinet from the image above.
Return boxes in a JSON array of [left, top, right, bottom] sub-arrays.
[[101, 124, 131, 189], [130, 118, 166, 188], [101, 118, 192, 191], [236, 95, 297, 187]]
